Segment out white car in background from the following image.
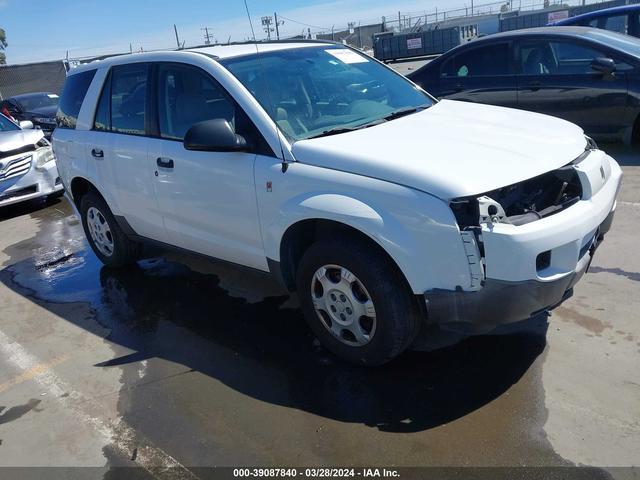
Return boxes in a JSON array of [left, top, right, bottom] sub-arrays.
[[53, 41, 622, 365], [0, 113, 63, 207]]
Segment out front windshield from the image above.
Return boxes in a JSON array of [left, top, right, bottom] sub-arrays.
[[17, 93, 59, 112], [0, 114, 20, 132], [220, 45, 434, 141]]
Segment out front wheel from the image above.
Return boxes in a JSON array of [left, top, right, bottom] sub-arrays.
[[296, 238, 421, 365], [80, 191, 140, 267]]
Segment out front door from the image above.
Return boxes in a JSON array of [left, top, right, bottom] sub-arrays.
[[148, 62, 267, 271], [516, 37, 630, 138]]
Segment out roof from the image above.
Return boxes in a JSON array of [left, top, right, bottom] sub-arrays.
[[187, 40, 337, 59], [67, 40, 337, 75], [474, 25, 611, 40], [552, 4, 640, 25]]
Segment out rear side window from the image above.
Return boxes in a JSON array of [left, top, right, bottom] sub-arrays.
[[56, 69, 97, 129], [93, 72, 111, 131], [110, 64, 148, 135], [442, 43, 510, 77]]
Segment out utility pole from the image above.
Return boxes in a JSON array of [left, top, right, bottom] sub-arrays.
[[174, 24, 181, 49], [261, 16, 274, 40], [201, 27, 214, 45], [471, 0, 474, 16], [274, 12, 284, 40]]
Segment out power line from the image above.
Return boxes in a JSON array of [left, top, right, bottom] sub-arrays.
[[275, 14, 329, 31]]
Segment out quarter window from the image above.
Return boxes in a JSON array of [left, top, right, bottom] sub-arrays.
[[93, 72, 111, 131], [56, 69, 97, 129], [157, 63, 236, 140]]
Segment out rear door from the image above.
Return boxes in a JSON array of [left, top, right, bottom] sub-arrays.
[[87, 63, 165, 240], [434, 41, 518, 107], [516, 37, 630, 138]]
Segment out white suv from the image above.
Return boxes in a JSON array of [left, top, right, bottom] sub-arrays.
[[52, 41, 622, 365]]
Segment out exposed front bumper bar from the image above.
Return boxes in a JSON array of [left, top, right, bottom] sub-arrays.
[[425, 208, 615, 334]]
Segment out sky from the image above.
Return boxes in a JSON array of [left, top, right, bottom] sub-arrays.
[[0, 0, 481, 64]]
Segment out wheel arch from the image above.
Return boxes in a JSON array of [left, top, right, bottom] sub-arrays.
[[69, 176, 103, 208], [276, 217, 414, 298]]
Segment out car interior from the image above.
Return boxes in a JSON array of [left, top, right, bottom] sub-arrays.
[[225, 53, 401, 140], [158, 67, 235, 140]]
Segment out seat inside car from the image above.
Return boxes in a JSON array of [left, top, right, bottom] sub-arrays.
[[170, 83, 234, 138], [523, 48, 555, 74]]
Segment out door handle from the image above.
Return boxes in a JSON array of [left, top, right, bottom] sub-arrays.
[[156, 157, 174, 169], [91, 148, 103, 158]]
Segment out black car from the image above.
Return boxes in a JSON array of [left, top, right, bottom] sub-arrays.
[[0, 92, 59, 137], [407, 27, 640, 143]]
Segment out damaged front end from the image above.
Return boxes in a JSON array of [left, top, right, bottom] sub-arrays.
[[450, 164, 583, 230], [448, 163, 583, 293], [422, 141, 620, 334]]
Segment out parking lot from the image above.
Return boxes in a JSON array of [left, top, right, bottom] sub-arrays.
[[1, 53, 640, 475]]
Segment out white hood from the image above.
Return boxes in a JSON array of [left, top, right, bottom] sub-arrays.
[[0, 129, 44, 153], [291, 100, 587, 199]]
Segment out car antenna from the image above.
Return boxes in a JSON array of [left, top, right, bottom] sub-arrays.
[[243, 0, 289, 173]]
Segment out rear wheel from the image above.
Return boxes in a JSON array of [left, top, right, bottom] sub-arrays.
[[296, 238, 421, 365], [80, 191, 140, 267]]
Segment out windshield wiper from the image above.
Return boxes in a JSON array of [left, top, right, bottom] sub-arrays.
[[382, 105, 430, 121], [306, 105, 430, 140], [306, 120, 385, 139]]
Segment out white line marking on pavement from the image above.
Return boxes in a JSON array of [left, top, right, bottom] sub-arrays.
[[0, 329, 197, 478]]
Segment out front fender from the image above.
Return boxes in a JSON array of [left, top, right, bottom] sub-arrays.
[[256, 160, 473, 294], [268, 192, 416, 263]]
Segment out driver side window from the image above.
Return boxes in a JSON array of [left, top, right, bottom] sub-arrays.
[[157, 64, 236, 141]]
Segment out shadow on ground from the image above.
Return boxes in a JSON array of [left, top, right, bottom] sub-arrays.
[[0, 196, 63, 222], [0, 244, 548, 433]]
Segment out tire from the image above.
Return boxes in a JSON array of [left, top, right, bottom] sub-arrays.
[[80, 191, 140, 267], [296, 238, 421, 365]]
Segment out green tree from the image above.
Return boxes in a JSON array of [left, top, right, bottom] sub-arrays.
[[0, 28, 7, 64]]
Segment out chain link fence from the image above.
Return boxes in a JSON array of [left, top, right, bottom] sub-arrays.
[[0, 61, 67, 100]]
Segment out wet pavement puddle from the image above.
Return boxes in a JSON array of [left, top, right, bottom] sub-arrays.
[[0, 198, 613, 471]]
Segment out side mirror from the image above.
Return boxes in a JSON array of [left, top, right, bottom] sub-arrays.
[[19, 120, 34, 129], [183, 119, 248, 152], [591, 57, 616, 75]]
